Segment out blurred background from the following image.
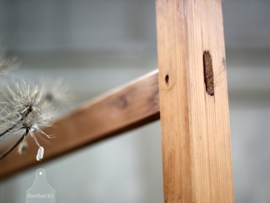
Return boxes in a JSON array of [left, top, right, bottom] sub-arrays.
[[0, 0, 270, 202]]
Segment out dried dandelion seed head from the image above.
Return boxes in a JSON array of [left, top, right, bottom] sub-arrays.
[[0, 52, 59, 161], [0, 95, 54, 161], [5, 81, 44, 115]]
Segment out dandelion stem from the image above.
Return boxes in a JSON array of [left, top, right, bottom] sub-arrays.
[[0, 129, 29, 160]]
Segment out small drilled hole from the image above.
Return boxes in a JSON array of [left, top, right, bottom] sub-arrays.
[[165, 75, 169, 84]]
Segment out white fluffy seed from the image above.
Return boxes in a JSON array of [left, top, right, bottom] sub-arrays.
[[17, 140, 28, 156], [36, 146, 44, 161]]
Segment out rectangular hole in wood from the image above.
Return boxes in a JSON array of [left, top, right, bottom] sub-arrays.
[[203, 51, 214, 96]]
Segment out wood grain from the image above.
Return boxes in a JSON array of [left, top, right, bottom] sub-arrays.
[[0, 70, 160, 179], [156, 0, 234, 202]]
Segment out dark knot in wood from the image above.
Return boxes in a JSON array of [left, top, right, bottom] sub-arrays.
[[115, 95, 129, 109]]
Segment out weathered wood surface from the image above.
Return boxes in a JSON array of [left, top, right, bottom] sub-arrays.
[[156, 0, 234, 202], [0, 70, 160, 179]]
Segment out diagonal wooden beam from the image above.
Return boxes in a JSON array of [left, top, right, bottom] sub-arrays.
[[0, 70, 160, 179], [156, 0, 234, 202]]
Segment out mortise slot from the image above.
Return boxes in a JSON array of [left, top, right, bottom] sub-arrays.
[[203, 51, 214, 96]]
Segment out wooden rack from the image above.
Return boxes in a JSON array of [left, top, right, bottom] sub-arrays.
[[0, 0, 234, 202]]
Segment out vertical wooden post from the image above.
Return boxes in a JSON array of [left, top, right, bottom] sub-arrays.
[[156, 0, 234, 202]]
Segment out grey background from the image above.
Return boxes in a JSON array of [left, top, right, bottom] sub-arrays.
[[0, 0, 270, 202]]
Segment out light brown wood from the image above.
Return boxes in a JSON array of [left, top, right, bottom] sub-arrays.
[[156, 0, 234, 202], [0, 70, 160, 179]]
